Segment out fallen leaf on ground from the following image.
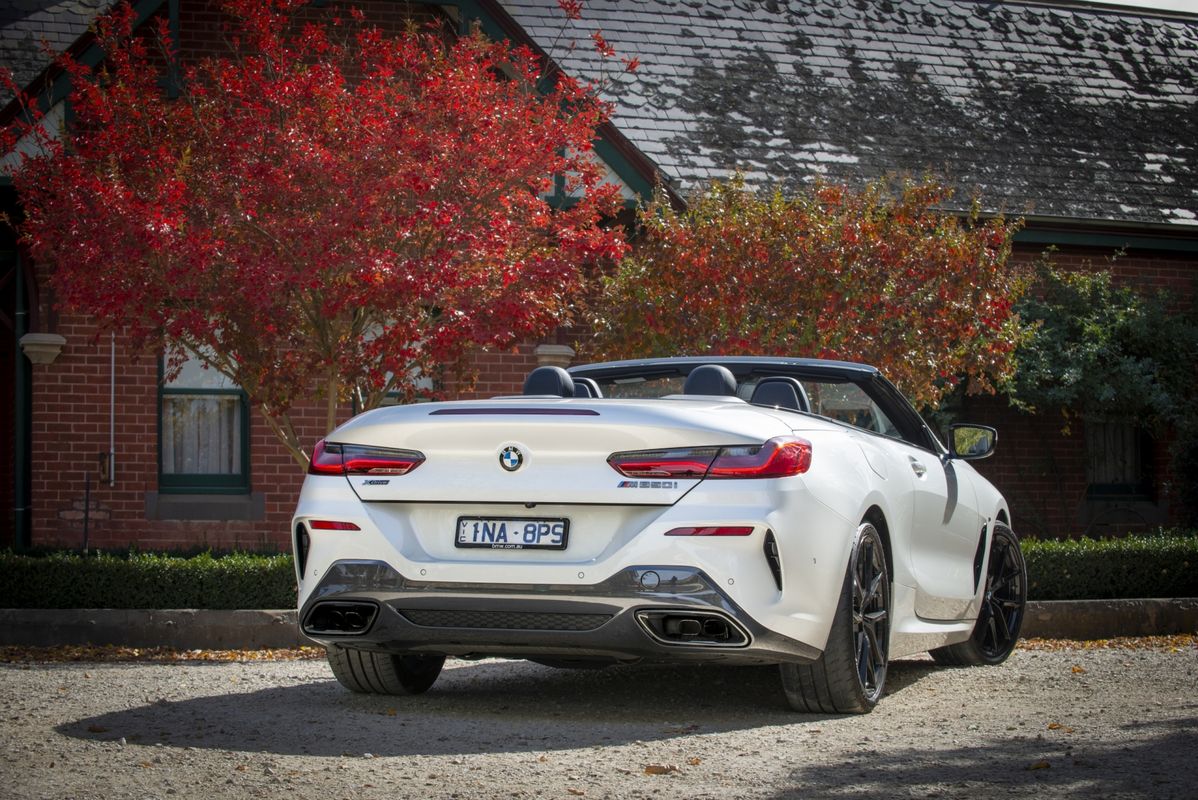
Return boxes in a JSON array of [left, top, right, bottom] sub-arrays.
[[1071, 665, 1087, 674], [1027, 760, 1051, 771], [644, 764, 680, 776], [86, 725, 109, 733], [567, 789, 586, 796], [1047, 722, 1062, 730], [686, 757, 702, 766], [1018, 635, 1196, 652]]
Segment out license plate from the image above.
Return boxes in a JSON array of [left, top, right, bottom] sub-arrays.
[[455, 516, 569, 550]]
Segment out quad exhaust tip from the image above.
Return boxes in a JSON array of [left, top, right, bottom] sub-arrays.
[[636, 609, 750, 647]]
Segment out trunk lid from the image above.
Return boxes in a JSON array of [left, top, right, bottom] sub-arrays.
[[330, 397, 791, 506]]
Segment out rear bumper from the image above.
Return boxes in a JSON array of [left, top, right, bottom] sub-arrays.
[[299, 560, 822, 665]]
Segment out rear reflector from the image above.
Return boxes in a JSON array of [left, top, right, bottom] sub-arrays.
[[665, 526, 755, 536], [308, 439, 425, 476], [308, 520, 361, 531], [609, 436, 812, 480]]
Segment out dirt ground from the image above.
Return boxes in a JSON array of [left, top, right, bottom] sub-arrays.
[[1, 641, 1195, 799]]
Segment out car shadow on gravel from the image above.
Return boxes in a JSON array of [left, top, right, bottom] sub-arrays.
[[769, 717, 1198, 799], [56, 657, 939, 757]]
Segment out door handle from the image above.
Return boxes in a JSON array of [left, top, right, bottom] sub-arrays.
[[908, 457, 926, 478]]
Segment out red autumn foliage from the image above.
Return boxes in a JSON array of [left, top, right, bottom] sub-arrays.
[[2, 0, 627, 467], [591, 177, 1026, 406]]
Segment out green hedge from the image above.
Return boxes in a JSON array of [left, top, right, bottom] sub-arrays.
[[1023, 533, 1198, 601], [0, 551, 296, 609], [1, 534, 1195, 609]]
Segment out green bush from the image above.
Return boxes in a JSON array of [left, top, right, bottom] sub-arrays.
[[0, 550, 296, 609], [1, 535, 1196, 609], [1022, 533, 1198, 601]]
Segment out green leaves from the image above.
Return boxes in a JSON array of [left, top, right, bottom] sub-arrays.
[[1022, 532, 1198, 601], [0, 550, 296, 609], [1009, 258, 1198, 431]]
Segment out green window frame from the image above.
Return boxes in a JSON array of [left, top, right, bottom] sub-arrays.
[[157, 355, 250, 494]]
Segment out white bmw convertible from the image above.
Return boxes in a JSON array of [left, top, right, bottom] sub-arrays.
[[292, 357, 1027, 713]]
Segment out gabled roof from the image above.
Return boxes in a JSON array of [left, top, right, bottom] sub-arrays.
[[500, 0, 1198, 229], [0, 0, 114, 108]]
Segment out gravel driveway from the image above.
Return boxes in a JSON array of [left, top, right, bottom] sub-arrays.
[[2, 644, 1195, 799]]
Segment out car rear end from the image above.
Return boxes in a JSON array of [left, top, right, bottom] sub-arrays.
[[292, 397, 857, 666]]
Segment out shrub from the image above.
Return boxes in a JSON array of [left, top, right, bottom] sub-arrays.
[[1, 535, 1195, 609], [1022, 532, 1198, 601], [0, 550, 296, 609]]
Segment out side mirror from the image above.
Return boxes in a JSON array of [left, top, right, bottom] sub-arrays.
[[949, 424, 997, 460]]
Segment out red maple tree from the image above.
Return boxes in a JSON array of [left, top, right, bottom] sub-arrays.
[[591, 177, 1026, 406], [3, 0, 627, 466]]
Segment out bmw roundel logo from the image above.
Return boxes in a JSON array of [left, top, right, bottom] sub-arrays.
[[499, 446, 524, 472]]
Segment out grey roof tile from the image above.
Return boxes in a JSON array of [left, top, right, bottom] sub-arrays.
[[0, 0, 113, 107], [503, 0, 1198, 227]]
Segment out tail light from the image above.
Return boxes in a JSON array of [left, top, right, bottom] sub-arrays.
[[609, 436, 811, 480], [708, 437, 812, 478], [308, 439, 425, 476], [607, 446, 720, 478]]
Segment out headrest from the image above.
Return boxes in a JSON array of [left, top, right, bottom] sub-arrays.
[[572, 377, 603, 398], [523, 366, 575, 398], [682, 364, 738, 396], [750, 377, 809, 412]]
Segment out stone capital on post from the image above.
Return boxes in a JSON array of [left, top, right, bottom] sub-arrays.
[[534, 343, 575, 369], [19, 332, 67, 365]]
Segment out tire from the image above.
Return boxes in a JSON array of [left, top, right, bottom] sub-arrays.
[[930, 522, 1026, 667], [326, 646, 445, 695], [780, 522, 890, 714]]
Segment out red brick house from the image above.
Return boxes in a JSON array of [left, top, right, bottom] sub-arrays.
[[2, 0, 1196, 550]]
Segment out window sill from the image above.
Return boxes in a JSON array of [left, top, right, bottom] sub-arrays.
[[144, 491, 266, 522]]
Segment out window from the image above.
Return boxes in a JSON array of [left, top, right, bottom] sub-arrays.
[[800, 380, 901, 439], [159, 352, 249, 493], [1086, 420, 1151, 498]]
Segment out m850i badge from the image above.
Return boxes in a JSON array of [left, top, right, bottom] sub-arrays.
[[618, 480, 679, 489]]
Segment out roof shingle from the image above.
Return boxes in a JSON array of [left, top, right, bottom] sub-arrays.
[[502, 0, 1198, 227]]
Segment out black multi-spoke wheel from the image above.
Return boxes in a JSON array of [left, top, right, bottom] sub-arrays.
[[931, 523, 1027, 667], [781, 522, 890, 714]]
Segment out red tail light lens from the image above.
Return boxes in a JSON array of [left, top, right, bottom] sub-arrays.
[[308, 439, 425, 476], [665, 526, 755, 536], [608, 437, 811, 480], [607, 446, 720, 478], [708, 436, 812, 478]]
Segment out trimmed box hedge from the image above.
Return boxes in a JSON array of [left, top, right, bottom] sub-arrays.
[[0, 532, 1195, 609], [0, 551, 296, 610], [1022, 533, 1197, 601]]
